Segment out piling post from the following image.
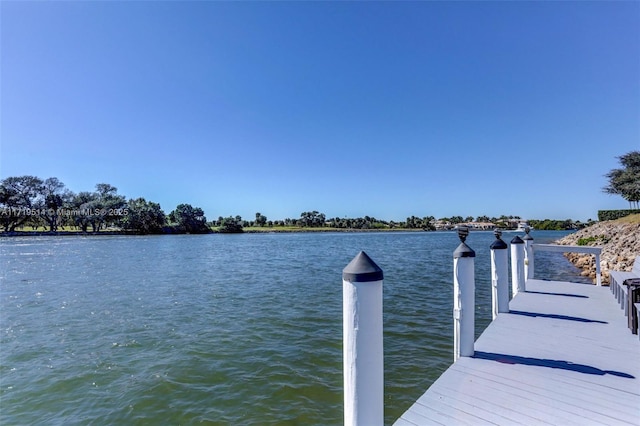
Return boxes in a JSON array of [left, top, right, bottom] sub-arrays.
[[510, 236, 525, 296], [490, 229, 509, 319], [523, 226, 534, 281], [342, 251, 384, 426], [453, 226, 475, 362]]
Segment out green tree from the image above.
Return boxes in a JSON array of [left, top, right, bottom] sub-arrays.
[[70, 191, 97, 232], [123, 198, 166, 234], [450, 216, 464, 224], [218, 216, 244, 233], [603, 151, 640, 209], [93, 183, 126, 230], [40, 177, 72, 231], [299, 211, 325, 227], [405, 215, 421, 229], [0, 175, 44, 232], [72, 183, 127, 232], [422, 216, 436, 231], [255, 212, 267, 227], [169, 203, 210, 233]]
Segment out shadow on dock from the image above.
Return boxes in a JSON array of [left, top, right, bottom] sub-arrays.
[[473, 351, 636, 379], [509, 310, 607, 324], [525, 290, 588, 298]]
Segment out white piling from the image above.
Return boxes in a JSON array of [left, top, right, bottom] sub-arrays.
[[453, 226, 475, 362], [523, 226, 534, 281], [510, 236, 526, 296], [343, 251, 384, 426], [490, 229, 509, 319]]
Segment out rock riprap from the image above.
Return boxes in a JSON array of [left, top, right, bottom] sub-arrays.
[[555, 216, 640, 284]]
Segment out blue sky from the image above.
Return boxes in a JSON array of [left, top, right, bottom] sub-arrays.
[[1, 1, 638, 222]]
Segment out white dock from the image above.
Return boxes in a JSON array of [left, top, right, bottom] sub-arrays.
[[393, 278, 640, 425]]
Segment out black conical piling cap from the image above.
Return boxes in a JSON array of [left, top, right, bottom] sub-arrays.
[[490, 238, 507, 250], [491, 239, 508, 249], [511, 235, 524, 244], [343, 251, 383, 282], [454, 242, 476, 258]]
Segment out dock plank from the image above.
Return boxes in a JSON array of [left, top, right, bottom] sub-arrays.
[[426, 367, 585, 425], [393, 279, 640, 425], [450, 362, 639, 424], [425, 388, 530, 425], [452, 357, 639, 410]]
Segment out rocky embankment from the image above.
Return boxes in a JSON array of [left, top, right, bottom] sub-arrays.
[[556, 215, 640, 285]]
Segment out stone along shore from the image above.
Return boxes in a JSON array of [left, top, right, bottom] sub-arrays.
[[556, 214, 640, 285]]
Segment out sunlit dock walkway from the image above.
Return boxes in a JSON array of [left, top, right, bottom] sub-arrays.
[[393, 278, 640, 425]]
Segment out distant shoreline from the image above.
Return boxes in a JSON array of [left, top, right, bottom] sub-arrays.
[[0, 228, 434, 237], [1, 227, 559, 237]]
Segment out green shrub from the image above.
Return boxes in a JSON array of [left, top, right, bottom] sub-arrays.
[[577, 235, 608, 246], [598, 209, 640, 221], [577, 236, 597, 246]]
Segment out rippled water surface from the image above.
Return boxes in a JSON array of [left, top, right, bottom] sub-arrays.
[[0, 231, 588, 425]]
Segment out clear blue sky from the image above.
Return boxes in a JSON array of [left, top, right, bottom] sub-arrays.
[[1, 1, 638, 222]]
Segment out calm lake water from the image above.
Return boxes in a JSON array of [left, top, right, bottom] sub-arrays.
[[0, 230, 589, 425]]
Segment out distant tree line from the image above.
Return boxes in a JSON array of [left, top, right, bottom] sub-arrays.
[[1, 175, 591, 235], [0, 176, 210, 234], [232, 212, 586, 231]]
